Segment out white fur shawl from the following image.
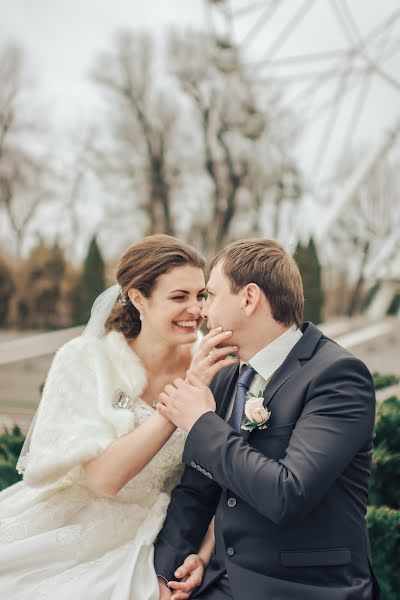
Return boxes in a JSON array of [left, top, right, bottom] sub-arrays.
[[23, 331, 148, 487]]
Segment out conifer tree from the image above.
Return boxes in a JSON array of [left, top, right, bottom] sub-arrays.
[[74, 235, 106, 325], [293, 237, 324, 324]]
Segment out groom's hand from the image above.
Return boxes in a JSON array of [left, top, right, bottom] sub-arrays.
[[158, 576, 172, 599], [157, 372, 216, 432]]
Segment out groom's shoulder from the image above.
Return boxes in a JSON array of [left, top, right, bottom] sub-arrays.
[[299, 322, 373, 378], [303, 321, 356, 362], [307, 329, 372, 383]]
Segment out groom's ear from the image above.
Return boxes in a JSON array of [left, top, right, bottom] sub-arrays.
[[242, 283, 261, 315]]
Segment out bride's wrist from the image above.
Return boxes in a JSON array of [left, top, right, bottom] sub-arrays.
[[153, 409, 177, 431]]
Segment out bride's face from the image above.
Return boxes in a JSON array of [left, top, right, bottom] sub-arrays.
[[141, 265, 206, 345]]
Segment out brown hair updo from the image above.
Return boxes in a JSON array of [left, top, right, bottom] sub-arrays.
[[105, 234, 205, 339]]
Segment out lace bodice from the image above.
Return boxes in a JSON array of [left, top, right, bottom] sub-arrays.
[[102, 398, 186, 506]]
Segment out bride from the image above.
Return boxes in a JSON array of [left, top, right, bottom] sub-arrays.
[[0, 235, 239, 600]]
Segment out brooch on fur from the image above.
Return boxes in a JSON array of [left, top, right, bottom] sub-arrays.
[[112, 389, 135, 410]]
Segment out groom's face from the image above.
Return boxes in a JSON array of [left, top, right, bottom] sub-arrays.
[[203, 262, 244, 345]]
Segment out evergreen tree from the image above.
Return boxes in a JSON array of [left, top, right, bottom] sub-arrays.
[[74, 235, 106, 325], [293, 237, 324, 324]]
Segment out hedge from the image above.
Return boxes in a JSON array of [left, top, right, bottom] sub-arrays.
[[367, 506, 400, 600]]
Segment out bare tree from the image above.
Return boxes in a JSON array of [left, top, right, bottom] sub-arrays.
[[90, 30, 301, 255], [168, 31, 301, 254], [0, 44, 50, 258], [332, 156, 400, 316], [91, 32, 181, 237]]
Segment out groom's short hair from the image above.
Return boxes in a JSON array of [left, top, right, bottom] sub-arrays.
[[211, 239, 304, 328]]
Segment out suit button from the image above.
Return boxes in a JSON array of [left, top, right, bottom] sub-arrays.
[[227, 547, 235, 557], [227, 497, 237, 507], [190, 461, 197, 468]]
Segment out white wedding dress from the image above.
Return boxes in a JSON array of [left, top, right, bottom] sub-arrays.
[[0, 331, 186, 599]]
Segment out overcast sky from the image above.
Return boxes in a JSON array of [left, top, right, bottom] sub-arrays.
[[1, 0, 399, 185]]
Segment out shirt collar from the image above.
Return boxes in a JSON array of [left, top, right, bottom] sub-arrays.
[[247, 324, 303, 382]]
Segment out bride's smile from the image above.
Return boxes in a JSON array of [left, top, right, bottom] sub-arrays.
[[129, 263, 206, 347]]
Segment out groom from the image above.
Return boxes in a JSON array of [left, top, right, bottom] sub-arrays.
[[155, 239, 380, 599]]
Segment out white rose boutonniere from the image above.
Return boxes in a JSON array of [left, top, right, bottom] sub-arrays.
[[241, 390, 271, 432]]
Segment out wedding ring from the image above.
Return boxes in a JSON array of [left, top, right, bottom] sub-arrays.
[[208, 350, 215, 364]]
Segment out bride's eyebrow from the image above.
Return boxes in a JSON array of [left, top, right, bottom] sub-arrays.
[[168, 288, 207, 294]]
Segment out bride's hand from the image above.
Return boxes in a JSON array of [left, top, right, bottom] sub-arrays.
[[168, 554, 205, 600], [158, 577, 172, 599], [188, 327, 239, 386]]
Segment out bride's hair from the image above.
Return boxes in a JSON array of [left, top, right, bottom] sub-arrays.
[[105, 234, 205, 339]]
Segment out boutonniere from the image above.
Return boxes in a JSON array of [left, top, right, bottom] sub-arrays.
[[241, 390, 271, 432]]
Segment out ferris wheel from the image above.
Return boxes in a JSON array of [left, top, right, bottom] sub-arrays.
[[204, 0, 400, 188], [204, 1, 400, 280]]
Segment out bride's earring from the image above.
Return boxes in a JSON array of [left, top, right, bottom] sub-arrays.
[[139, 311, 144, 322]]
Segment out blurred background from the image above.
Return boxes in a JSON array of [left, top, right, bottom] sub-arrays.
[[1, 0, 399, 423], [0, 1, 399, 595]]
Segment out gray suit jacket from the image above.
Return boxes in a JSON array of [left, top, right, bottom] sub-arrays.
[[154, 322, 380, 599]]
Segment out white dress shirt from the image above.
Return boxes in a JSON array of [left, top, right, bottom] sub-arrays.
[[225, 324, 303, 421]]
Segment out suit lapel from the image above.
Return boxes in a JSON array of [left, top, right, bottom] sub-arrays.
[[262, 321, 323, 408], [262, 355, 302, 409], [215, 363, 240, 419], [241, 322, 323, 440]]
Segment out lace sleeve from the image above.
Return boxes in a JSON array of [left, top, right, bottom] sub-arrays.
[[22, 340, 116, 488]]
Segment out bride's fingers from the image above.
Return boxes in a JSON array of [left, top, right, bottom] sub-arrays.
[[209, 345, 238, 362], [209, 355, 239, 376], [201, 330, 233, 355], [199, 327, 223, 348]]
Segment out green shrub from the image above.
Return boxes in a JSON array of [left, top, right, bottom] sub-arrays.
[[370, 444, 400, 509], [372, 373, 400, 391], [367, 506, 400, 600], [368, 393, 400, 597], [369, 396, 400, 510], [0, 425, 24, 491], [374, 396, 400, 453]]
